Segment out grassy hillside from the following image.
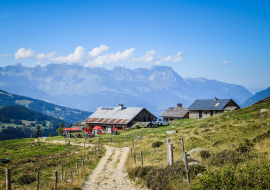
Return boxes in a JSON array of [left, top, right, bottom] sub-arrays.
[[0, 138, 104, 189], [0, 90, 92, 124], [93, 100, 270, 189], [0, 105, 69, 140]]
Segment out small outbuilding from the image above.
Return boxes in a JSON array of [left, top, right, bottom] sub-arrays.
[[189, 97, 240, 119], [160, 103, 189, 121], [83, 104, 157, 132]]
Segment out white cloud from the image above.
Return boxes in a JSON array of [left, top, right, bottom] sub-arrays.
[[14, 48, 34, 59], [218, 61, 229, 65], [49, 46, 85, 64], [131, 50, 156, 62], [155, 51, 183, 65], [86, 48, 135, 67], [37, 52, 56, 60], [154, 60, 163, 65], [12, 45, 184, 67], [88, 45, 109, 57], [164, 51, 183, 62], [0, 54, 9, 58], [36, 45, 109, 64]]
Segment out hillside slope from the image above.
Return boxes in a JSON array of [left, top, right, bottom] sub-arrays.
[[0, 90, 92, 124], [96, 100, 270, 189], [0, 105, 69, 140], [241, 87, 270, 108], [0, 85, 75, 108]]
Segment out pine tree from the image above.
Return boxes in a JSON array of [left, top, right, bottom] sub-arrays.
[[56, 122, 65, 136], [35, 125, 42, 138]]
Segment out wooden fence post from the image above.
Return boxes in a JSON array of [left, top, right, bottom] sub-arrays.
[[181, 138, 185, 157], [61, 165, 63, 180], [64, 172, 66, 181], [130, 148, 133, 158], [75, 135, 77, 143], [5, 168, 11, 190], [82, 160, 85, 172], [111, 137, 112, 143], [140, 151, 143, 167], [184, 151, 190, 183], [36, 170, 39, 190], [76, 162, 79, 173], [54, 170, 58, 190], [134, 151, 136, 165], [70, 169, 73, 182], [169, 143, 174, 165], [181, 138, 190, 183], [132, 141, 134, 149], [167, 138, 170, 164]]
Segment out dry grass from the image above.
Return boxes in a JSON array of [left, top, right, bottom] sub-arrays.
[[100, 101, 270, 189], [0, 139, 105, 190]]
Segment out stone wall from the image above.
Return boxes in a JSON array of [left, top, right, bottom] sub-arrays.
[[189, 110, 224, 119], [189, 111, 199, 119]]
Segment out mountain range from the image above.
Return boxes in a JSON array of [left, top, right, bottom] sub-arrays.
[[241, 87, 270, 108], [0, 63, 254, 116]]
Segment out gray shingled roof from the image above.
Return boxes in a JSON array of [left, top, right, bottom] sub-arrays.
[[253, 95, 270, 106], [189, 99, 234, 110], [160, 107, 189, 118], [84, 107, 157, 124]]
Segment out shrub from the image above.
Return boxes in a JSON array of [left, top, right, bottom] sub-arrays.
[[191, 163, 270, 189], [129, 161, 206, 190], [18, 175, 36, 185], [152, 141, 163, 148], [135, 125, 140, 129], [210, 141, 254, 166], [49, 133, 54, 137], [253, 130, 270, 142], [200, 151, 211, 159]]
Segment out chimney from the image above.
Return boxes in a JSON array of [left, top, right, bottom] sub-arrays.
[[119, 104, 124, 110], [214, 97, 217, 101], [177, 103, 182, 108]]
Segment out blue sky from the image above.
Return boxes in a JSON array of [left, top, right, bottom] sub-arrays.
[[1, 0, 270, 93]]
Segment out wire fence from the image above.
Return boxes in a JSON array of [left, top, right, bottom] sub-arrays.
[[3, 144, 103, 190]]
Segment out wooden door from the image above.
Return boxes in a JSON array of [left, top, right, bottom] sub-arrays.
[[199, 111, 202, 118]]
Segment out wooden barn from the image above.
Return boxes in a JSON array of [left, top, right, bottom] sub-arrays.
[[160, 103, 189, 121], [83, 104, 157, 132], [189, 97, 240, 119]]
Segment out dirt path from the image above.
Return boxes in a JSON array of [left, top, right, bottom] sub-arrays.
[[83, 146, 146, 190], [39, 138, 144, 189]]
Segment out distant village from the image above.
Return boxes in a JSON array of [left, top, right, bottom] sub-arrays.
[[69, 96, 256, 135]]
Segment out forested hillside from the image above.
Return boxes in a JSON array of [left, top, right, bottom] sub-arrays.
[[0, 90, 92, 124], [0, 105, 69, 140]]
